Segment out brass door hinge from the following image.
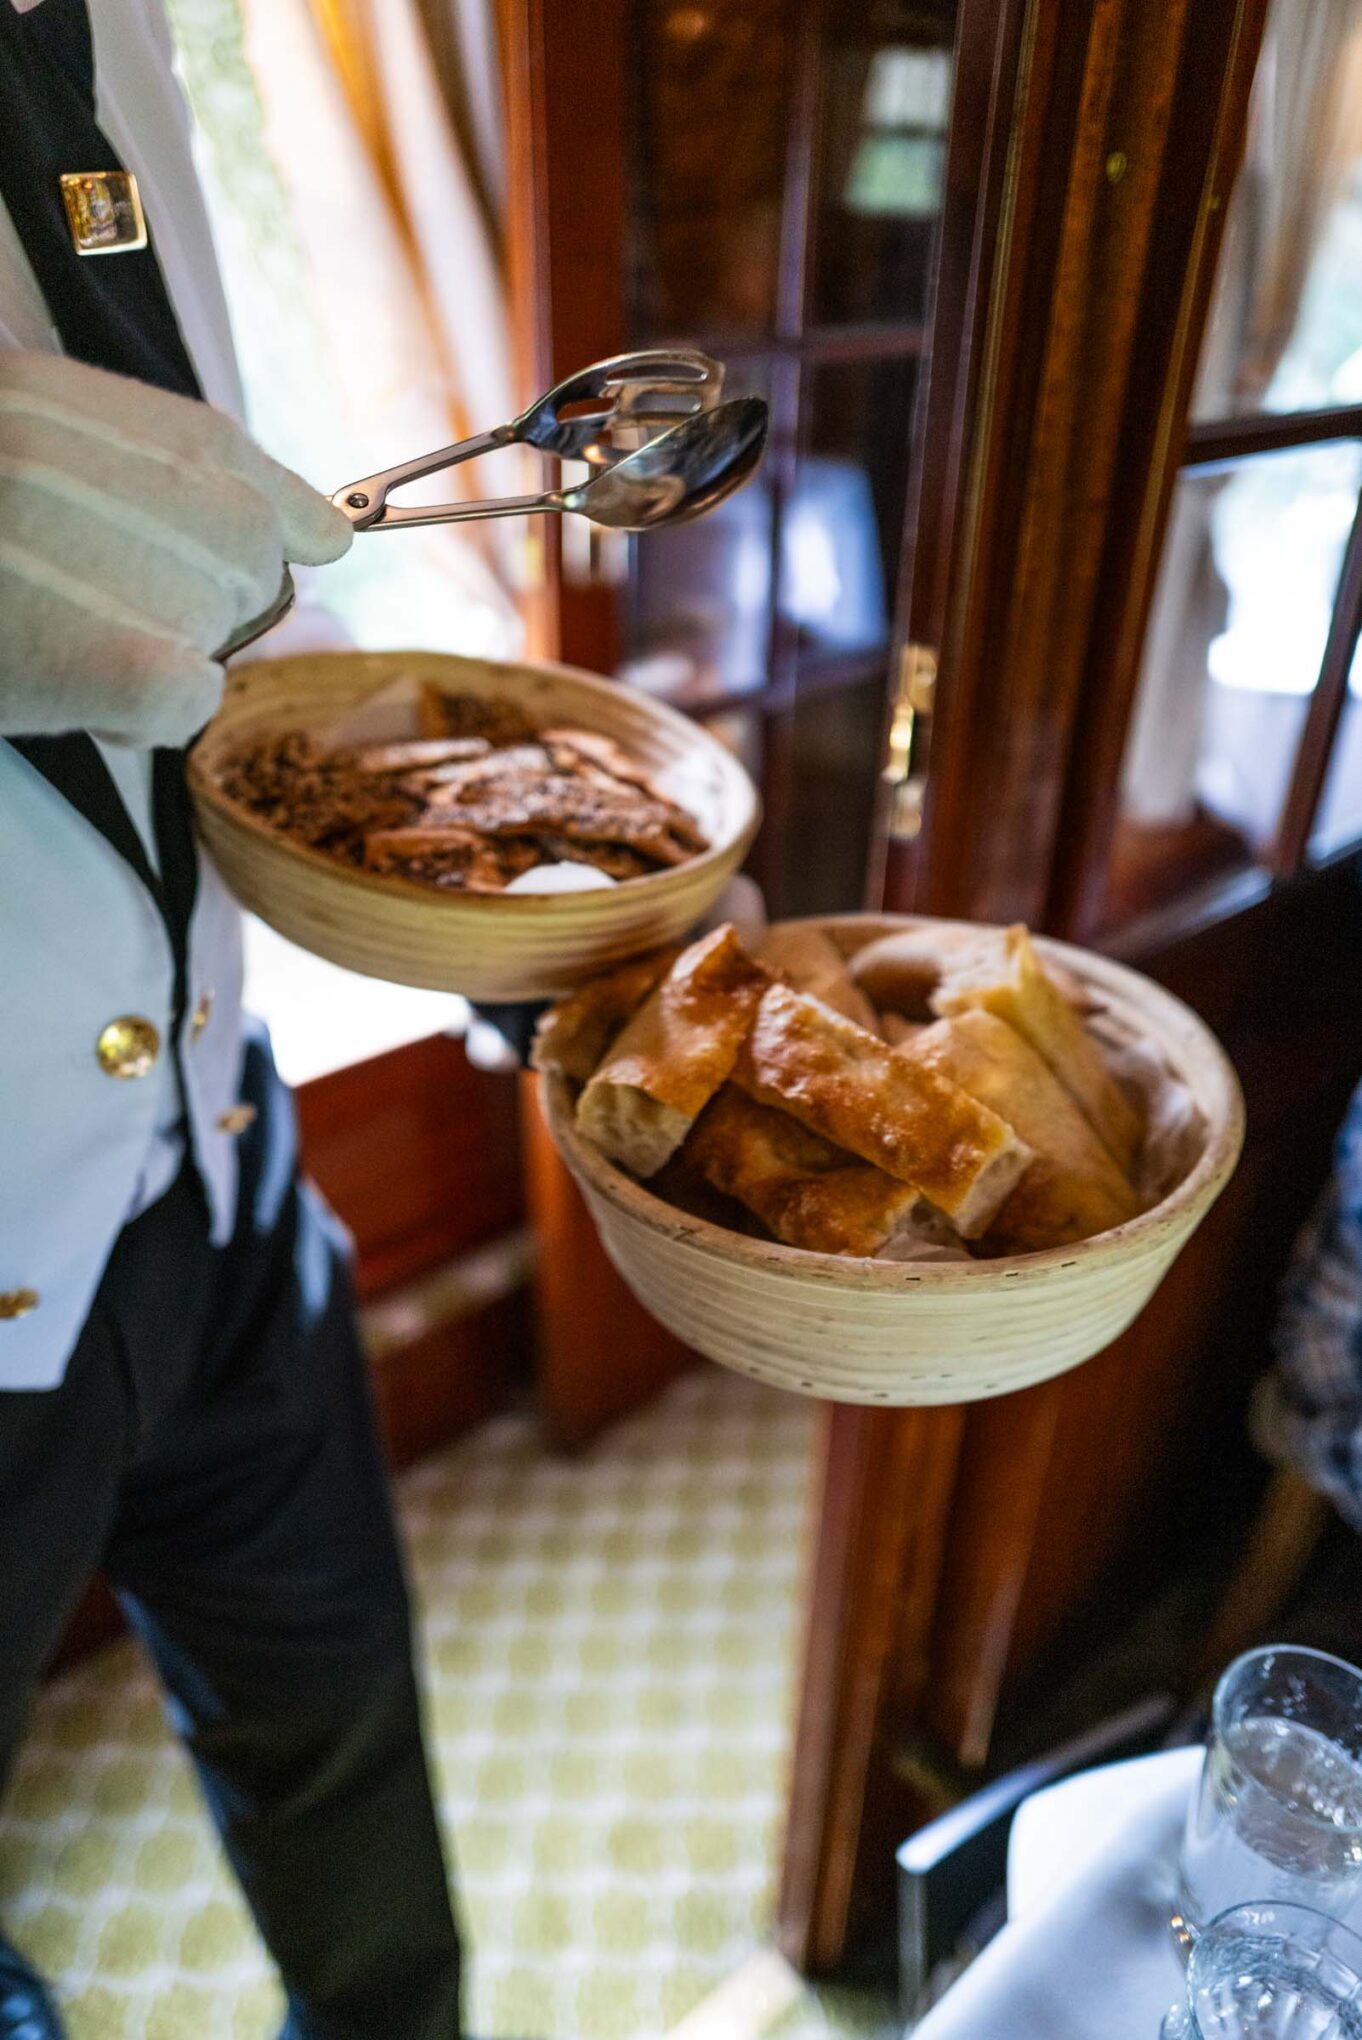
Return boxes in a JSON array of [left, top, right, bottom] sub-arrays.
[[883, 641, 938, 841]]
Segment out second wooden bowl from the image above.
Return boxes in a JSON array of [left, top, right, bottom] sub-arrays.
[[544, 915, 1245, 1406], [190, 650, 761, 1002]]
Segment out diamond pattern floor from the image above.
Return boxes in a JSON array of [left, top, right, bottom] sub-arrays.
[[0, 1371, 893, 2039]]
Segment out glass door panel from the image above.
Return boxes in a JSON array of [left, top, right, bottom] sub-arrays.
[[1101, 440, 1362, 925], [785, 354, 919, 666], [1191, 0, 1362, 421], [810, 0, 956, 328], [618, 0, 959, 912], [631, 0, 799, 339]]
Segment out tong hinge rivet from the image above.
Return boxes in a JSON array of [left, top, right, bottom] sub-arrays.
[[346, 492, 370, 509]]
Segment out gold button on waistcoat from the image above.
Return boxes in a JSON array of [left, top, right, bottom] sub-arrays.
[[189, 990, 214, 1041], [96, 1016, 161, 1079], [0, 1289, 39, 1321], [216, 1104, 258, 1136]]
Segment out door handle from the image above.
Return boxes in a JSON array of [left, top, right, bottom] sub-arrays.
[[883, 641, 938, 841]]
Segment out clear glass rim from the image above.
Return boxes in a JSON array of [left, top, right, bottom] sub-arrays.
[[1196, 1898, 1362, 1978], [1210, 1644, 1362, 1836]]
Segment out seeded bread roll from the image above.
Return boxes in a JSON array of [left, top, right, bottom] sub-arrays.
[[576, 925, 770, 1177], [732, 982, 1031, 1237]]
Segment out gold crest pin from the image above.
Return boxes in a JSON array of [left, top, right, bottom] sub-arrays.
[[59, 171, 147, 257]]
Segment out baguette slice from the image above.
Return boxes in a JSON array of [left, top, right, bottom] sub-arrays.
[[933, 926, 1143, 1177], [533, 947, 681, 1083], [576, 925, 770, 1177], [732, 983, 1031, 1237], [684, 1085, 919, 1256], [757, 925, 883, 1034], [904, 1011, 1141, 1251]]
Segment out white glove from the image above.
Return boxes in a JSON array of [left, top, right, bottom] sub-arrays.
[[0, 350, 352, 748]]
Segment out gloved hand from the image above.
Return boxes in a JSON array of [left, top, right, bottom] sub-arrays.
[[0, 350, 351, 747], [464, 1002, 546, 1075]]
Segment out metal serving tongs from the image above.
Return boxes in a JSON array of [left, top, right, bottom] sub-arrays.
[[219, 351, 768, 656], [333, 348, 725, 532]]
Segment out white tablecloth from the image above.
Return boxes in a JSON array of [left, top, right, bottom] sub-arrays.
[[912, 1748, 1202, 2038]]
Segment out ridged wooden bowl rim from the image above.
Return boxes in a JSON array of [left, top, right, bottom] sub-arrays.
[[189, 649, 761, 917], [543, 914, 1246, 1288]]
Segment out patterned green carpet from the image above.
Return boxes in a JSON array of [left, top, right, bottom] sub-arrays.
[[0, 1372, 892, 2039]]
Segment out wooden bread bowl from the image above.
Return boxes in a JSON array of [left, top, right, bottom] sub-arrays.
[[543, 915, 1244, 1406], [190, 650, 760, 1002]]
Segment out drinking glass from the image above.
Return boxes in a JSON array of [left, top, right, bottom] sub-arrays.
[[1160, 1902, 1362, 2038], [1174, 1646, 1362, 1949]]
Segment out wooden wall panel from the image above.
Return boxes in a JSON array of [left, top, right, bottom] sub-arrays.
[[518, 1073, 695, 1451], [297, 1033, 523, 1300]]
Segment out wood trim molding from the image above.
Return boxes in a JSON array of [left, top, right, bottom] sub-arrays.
[[909, 0, 1269, 933], [778, 1405, 966, 1971], [1272, 489, 1362, 876], [1185, 404, 1362, 467], [1046, 0, 1272, 938]]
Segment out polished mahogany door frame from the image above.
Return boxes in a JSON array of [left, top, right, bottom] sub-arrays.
[[781, 0, 1273, 1972]]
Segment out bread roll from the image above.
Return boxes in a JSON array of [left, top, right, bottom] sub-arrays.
[[684, 1085, 919, 1256], [849, 926, 978, 1019], [757, 925, 883, 1034], [732, 983, 1031, 1237], [854, 923, 1098, 1019], [904, 1011, 1141, 1250], [533, 947, 680, 1082], [576, 925, 770, 1176], [933, 926, 1142, 1176]]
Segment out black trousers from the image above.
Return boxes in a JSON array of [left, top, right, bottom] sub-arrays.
[[0, 1032, 462, 2038]]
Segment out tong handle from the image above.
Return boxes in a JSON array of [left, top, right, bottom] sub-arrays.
[[332, 348, 723, 532], [333, 427, 507, 531], [357, 491, 561, 532]]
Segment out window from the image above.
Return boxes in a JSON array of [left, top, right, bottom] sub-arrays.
[[1097, 0, 1362, 931]]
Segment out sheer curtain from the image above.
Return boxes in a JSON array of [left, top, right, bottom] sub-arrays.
[[166, 0, 522, 659], [164, 0, 523, 1076], [1120, 0, 1362, 828]]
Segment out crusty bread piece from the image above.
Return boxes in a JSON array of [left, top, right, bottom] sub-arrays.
[[874, 1205, 974, 1263], [648, 1152, 773, 1237], [854, 924, 1099, 1019], [849, 927, 979, 1020], [932, 925, 1143, 1177], [732, 983, 1031, 1237], [533, 947, 681, 1083], [757, 925, 883, 1035], [576, 925, 770, 1177], [904, 1011, 1141, 1251], [684, 1085, 919, 1256]]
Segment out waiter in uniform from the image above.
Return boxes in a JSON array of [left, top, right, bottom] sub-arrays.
[[0, 1, 471, 2034]]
